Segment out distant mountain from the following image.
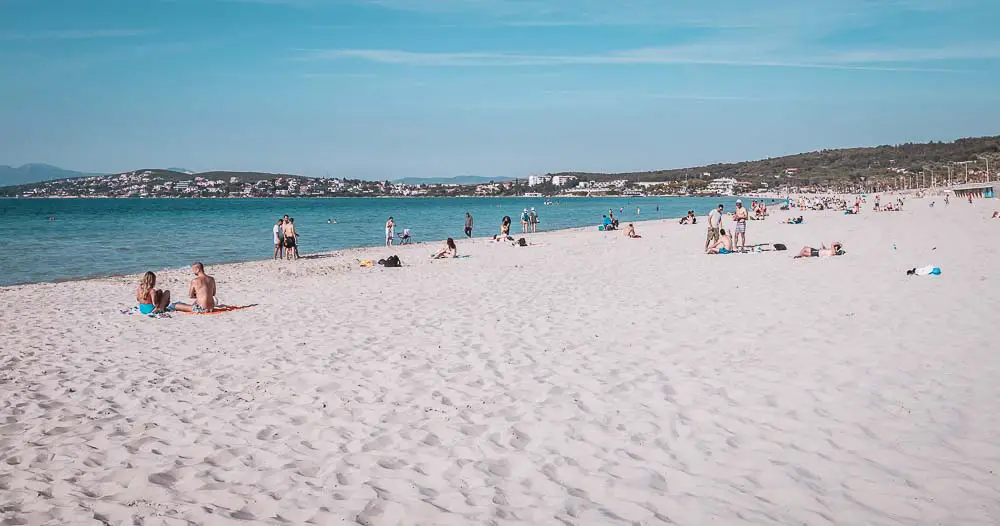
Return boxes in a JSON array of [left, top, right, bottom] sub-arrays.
[[394, 175, 514, 185], [0, 163, 100, 186]]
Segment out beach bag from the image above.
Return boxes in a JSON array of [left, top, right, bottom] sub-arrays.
[[773, 243, 787, 251], [381, 255, 402, 267], [517, 238, 527, 247]]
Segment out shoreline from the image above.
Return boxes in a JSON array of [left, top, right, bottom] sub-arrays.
[[3, 216, 679, 289], [4, 209, 710, 289]]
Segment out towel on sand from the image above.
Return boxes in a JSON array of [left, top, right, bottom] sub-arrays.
[[120, 306, 172, 318], [180, 304, 256, 315]]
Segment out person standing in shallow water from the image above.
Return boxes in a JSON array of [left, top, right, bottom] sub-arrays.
[[464, 212, 474, 238], [273, 218, 285, 259], [282, 217, 298, 260], [385, 216, 395, 247], [529, 207, 538, 233]]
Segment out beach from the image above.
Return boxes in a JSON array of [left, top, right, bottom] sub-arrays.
[[2, 197, 999, 525]]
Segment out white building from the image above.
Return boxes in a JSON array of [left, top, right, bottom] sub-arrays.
[[551, 175, 578, 187], [705, 177, 738, 196], [528, 175, 552, 187]]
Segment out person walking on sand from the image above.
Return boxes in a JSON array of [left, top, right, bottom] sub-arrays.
[[282, 217, 298, 260], [733, 199, 749, 252], [705, 204, 724, 252], [171, 262, 217, 313], [465, 212, 474, 238], [385, 216, 395, 247], [529, 207, 538, 233], [273, 218, 284, 259]]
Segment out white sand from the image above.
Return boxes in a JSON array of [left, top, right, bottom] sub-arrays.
[[2, 197, 999, 525]]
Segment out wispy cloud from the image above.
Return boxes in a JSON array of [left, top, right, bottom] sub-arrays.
[[0, 29, 151, 40], [301, 72, 377, 79], [296, 46, 971, 72], [355, 0, 966, 30]]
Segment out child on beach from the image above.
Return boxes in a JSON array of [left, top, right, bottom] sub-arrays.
[[136, 271, 171, 314]]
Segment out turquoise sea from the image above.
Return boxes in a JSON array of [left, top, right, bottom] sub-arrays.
[[0, 196, 751, 286]]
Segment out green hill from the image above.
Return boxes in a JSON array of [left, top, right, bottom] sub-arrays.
[[551, 136, 1000, 186]]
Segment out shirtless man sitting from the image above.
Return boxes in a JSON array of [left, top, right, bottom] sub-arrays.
[[706, 228, 734, 254], [171, 262, 217, 312]]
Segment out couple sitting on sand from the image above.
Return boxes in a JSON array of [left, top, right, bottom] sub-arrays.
[[678, 210, 697, 225], [136, 262, 217, 314]]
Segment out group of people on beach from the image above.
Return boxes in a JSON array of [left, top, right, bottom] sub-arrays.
[[136, 262, 218, 314], [520, 208, 539, 233], [703, 200, 750, 254], [273, 215, 300, 260], [697, 198, 845, 258]]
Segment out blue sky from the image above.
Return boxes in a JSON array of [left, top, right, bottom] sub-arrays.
[[2, 0, 999, 179]]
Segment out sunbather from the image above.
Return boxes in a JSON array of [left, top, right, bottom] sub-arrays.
[[706, 228, 734, 254], [432, 237, 458, 259], [624, 223, 641, 238], [136, 271, 171, 314], [794, 242, 845, 258], [171, 262, 217, 313]]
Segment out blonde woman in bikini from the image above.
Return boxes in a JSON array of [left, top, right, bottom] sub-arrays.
[[136, 271, 171, 314]]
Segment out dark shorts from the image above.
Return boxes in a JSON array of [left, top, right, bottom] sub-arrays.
[[284, 238, 296, 248], [810, 248, 819, 257]]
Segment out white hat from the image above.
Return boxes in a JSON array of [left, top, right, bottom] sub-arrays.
[[736, 199, 743, 204], [530, 207, 535, 210]]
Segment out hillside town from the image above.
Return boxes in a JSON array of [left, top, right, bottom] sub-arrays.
[[3, 158, 993, 199]]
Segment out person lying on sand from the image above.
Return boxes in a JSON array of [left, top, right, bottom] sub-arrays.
[[136, 271, 171, 314], [782, 216, 804, 224], [794, 242, 845, 258], [432, 237, 458, 259], [171, 262, 217, 313], [992, 210, 998, 218], [706, 228, 734, 254], [624, 223, 641, 238]]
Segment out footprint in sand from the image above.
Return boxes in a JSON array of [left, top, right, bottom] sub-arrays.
[[148, 472, 176, 487], [256, 426, 280, 441]]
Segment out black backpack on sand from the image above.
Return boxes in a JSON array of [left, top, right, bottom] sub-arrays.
[[379, 255, 402, 267]]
